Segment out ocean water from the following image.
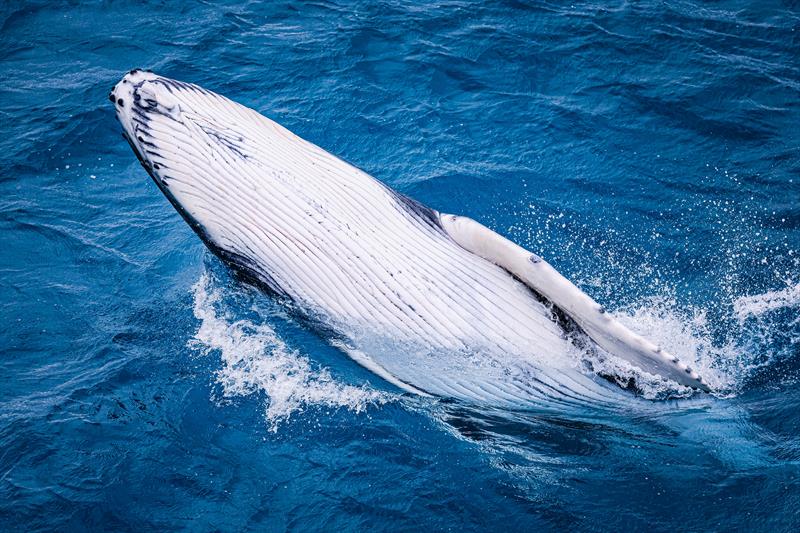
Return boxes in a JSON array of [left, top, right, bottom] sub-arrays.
[[1, 0, 799, 530]]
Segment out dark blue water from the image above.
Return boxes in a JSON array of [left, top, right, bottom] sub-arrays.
[[2, 1, 799, 530]]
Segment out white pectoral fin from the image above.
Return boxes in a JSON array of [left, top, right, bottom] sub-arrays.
[[439, 213, 710, 392]]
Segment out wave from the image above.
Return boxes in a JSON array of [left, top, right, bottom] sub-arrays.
[[734, 282, 800, 323], [187, 272, 388, 431]]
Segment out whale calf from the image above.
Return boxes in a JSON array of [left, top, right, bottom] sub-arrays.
[[111, 70, 709, 404]]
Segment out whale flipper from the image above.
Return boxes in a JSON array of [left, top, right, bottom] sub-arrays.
[[439, 214, 710, 392]]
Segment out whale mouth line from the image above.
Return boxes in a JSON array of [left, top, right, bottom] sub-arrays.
[[120, 130, 148, 172]]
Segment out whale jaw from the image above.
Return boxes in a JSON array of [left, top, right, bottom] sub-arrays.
[[110, 70, 286, 294]]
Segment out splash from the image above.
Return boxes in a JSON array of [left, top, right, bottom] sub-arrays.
[[604, 297, 734, 398], [599, 281, 800, 398], [188, 273, 388, 431], [187, 263, 799, 421]]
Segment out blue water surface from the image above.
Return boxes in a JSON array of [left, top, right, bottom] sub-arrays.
[[2, 1, 799, 531]]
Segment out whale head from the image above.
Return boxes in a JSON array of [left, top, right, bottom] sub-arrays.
[[112, 70, 216, 236], [109, 69, 289, 290]]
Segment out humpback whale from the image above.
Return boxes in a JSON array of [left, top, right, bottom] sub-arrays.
[[110, 70, 709, 404]]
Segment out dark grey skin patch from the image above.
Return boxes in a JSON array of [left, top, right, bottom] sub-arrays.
[[382, 185, 443, 231], [196, 122, 249, 161], [137, 136, 158, 149], [215, 249, 291, 301]]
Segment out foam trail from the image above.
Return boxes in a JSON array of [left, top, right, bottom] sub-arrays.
[[734, 282, 800, 323], [188, 273, 388, 430]]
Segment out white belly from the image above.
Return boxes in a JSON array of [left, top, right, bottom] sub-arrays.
[[112, 71, 643, 406]]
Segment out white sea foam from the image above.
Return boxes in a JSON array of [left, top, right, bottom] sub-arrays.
[[188, 273, 388, 430], [733, 282, 800, 323]]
